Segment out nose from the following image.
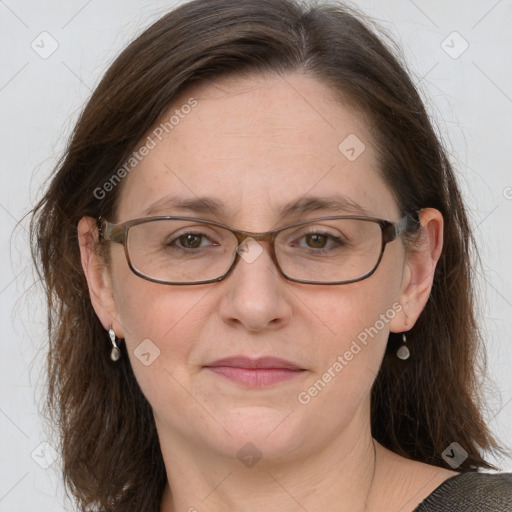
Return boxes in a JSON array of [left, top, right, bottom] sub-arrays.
[[218, 238, 292, 332]]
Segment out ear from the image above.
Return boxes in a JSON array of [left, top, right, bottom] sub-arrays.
[[389, 208, 443, 333], [77, 216, 124, 338]]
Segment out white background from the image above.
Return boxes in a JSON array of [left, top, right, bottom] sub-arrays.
[[1, 0, 511, 510]]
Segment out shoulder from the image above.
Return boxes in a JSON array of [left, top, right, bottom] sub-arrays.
[[414, 471, 512, 511]]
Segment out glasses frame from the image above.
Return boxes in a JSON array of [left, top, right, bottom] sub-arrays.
[[98, 213, 419, 286]]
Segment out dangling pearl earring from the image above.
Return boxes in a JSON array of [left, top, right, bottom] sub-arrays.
[[396, 332, 410, 360], [109, 328, 121, 362]]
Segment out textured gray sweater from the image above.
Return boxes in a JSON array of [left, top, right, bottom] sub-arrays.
[[413, 472, 512, 511]]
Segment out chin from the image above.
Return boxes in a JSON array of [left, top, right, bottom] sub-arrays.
[[199, 406, 310, 465]]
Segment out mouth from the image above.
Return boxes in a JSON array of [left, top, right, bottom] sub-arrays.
[[204, 356, 306, 387]]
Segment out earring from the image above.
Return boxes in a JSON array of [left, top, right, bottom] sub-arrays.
[[109, 328, 121, 362], [396, 332, 410, 360]]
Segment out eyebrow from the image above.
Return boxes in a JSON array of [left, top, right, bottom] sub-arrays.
[[140, 193, 371, 218]]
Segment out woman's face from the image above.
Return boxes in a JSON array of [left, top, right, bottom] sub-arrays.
[[97, 73, 411, 462]]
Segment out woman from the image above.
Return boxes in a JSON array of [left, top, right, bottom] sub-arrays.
[[30, 0, 512, 510]]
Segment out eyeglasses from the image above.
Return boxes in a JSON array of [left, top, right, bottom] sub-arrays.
[[98, 214, 419, 285]]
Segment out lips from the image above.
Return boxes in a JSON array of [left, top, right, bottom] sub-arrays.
[[205, 356, 303, 370], [204, 356, 306, 387]]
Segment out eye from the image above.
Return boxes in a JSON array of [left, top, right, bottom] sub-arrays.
[[303, 233, 331, 249], [168, 230, 219, 250], [291, 228, 346, 251], [176, 233, 209, 249]]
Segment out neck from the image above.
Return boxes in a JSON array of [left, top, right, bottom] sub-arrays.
[[159, 427, 379, 512]]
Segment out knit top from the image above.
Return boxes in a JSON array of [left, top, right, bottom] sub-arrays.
[[413, 471, 512, 511]]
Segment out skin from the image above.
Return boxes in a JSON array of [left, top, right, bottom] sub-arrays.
[[78, 72, 455, 512]]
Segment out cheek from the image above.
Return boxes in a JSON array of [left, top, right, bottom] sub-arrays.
[[297, 266, 403, 401], [111, 244, 207, 349], [111, 269, 211, 396], [306, 266, 402, 348]]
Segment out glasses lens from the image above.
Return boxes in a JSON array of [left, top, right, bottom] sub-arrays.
[[275, 218, 383, 283], [125, 218, 383, 284], [126, 219, 237, 283]]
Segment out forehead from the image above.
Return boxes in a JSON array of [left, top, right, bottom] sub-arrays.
[[115, 72, 398, 227]]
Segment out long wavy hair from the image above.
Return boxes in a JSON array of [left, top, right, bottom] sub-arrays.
[[30, 0, 503, 510]]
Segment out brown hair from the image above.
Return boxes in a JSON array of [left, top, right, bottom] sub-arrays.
[[29, 0, 503, 510]]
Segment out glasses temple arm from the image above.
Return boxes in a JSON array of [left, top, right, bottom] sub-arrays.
[[98, 218, 126, 244], [392, 212, 421, 239]]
